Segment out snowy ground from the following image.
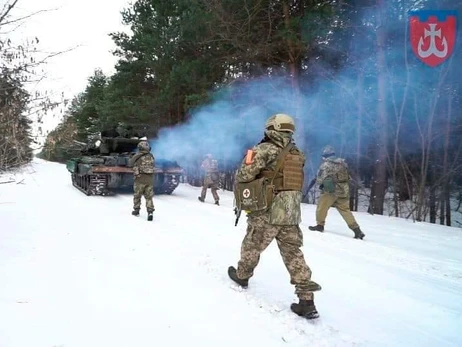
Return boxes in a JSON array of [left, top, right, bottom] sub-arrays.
[[1, 159, 461, 347]]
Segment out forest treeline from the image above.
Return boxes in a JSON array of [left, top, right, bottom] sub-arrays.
[[6, 0, 461, 225]]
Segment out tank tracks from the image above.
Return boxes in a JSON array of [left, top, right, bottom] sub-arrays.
[[154, 179, 180, 195], [71, 174, 180, 196], [71, 173, 112, 196]]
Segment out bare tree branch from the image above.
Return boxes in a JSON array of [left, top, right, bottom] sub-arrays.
[[0, 0, 19, 26], [1, 8, 59, 27], [0, 180, 15, 184]]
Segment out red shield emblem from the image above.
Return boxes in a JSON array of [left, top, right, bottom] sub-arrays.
[[409, 10, 457, 67]]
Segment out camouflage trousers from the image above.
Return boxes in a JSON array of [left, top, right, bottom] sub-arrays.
[[133, 181, 155, 212], [237, 213, 315, 300], [316, 193, 359, 229], [200, 177, 219, 202]]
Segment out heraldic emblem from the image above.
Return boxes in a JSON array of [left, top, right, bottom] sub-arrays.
[[409, 10, 457, 67]]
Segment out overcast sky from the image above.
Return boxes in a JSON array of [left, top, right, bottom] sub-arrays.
[[6, 0, 131, 138]]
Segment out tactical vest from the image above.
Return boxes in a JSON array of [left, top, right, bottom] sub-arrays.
[[334, 160, 349, 183], [134, 153, 155, 175], [259, 146, 304, 192], [209, 159, 218, 172], [322, 160, 349, 193], [234, 143, 304, 212]]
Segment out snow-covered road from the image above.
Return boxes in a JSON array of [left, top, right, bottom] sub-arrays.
[[1, 159, 461, 347]]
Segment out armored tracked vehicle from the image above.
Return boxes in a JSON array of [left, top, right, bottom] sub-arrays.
[[66, 137, 184, 196]]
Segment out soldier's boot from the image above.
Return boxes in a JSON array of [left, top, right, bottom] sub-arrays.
[[353, 227, 365, 240], [198, 196, 204, 202], [306, 280, 322, 292], [132, 209, 140, 217], [147, 211, 153, 221], [215, 200, 219, 206], [290, 299, 319, 319], [227, 266, 248, 288], [308, 224, 324, 232]]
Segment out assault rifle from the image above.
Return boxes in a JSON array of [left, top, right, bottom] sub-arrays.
[[234, 207, 242, 226], [302, 178, 317, 200]]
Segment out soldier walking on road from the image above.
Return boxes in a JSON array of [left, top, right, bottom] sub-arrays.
[[229, 113, 322, 319], [308, 145, 365, 239], [198, 153, 220, 205], [128, 140, 155, 221]]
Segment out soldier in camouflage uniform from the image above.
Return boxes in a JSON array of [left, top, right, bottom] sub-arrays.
[[308, 145, 365, 239], [198, 154, 220, 205], [228, 113, 322, 319], [128, 140, 155, 221]]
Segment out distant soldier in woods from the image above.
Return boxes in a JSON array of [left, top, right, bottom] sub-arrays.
[[198, 153, 220, 205], [128, 140, 155, 221], [309, 145, 365, 239], [229, 113, 322, 319]]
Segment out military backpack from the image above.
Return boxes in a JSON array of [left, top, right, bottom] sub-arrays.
[[234, 143, 304, 212], [322, 159, 349, 193]]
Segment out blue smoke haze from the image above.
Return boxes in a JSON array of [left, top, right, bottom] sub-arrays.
[[149, 1, 461, 176], [149, 77, 309, 167]]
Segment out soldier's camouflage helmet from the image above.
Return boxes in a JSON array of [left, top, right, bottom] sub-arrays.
[[322, 145, 335, 156], [137, 140, 151, 151], [265, 113, 295, 134]]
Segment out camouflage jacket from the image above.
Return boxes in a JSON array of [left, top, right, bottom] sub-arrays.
[[201, 158, 218, 172], [128, 150, 155, 184], [315, 156, 350, 198], [236, 130, 304, 226], [201, 158, 219, 184]]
